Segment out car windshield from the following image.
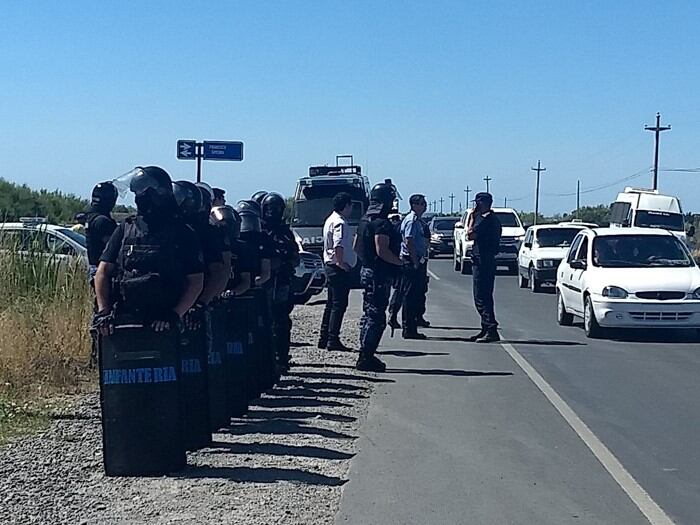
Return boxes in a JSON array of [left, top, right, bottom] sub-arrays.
[[633, 210, 684, 232], [495, 212, 520, 228], [592, 234, 692, 268], [536, 228, 581, 248], [432, 218, 458, 231], [56, 228, 87, 248], [292, 199, 363, 227]]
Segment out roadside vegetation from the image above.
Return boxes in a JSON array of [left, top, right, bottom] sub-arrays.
[[0, 237, 93, 442]]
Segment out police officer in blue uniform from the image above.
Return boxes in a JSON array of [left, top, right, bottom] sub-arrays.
[[467, 192, 502, 343], [355, 182, 403, 372], [399, 194, 429, 339]]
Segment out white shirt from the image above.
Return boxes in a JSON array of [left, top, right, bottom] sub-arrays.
[[322, 211, 357, 268]]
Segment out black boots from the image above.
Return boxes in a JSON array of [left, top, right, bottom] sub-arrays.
[[471, 330, 500, 343], [356, 354, 386, 372]]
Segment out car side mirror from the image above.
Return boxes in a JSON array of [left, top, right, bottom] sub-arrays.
[[570, 259, 587, 270], [455, 222, 463, 229], [524, 242, 532, 249]]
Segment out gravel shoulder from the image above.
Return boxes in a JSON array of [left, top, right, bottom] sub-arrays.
[[0, 292, 373, 525]]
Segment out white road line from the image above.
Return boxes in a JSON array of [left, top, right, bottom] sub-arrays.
[[500, 341, 675, 525], [427, 269, 441, 281]]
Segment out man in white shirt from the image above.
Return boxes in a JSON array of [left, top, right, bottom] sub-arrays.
[[318, 192, 357, 351]]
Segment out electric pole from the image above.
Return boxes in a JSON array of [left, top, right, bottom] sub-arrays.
[[439, 197, 444, 214], [483, 176, 492, 193], [576, 180, 580, 219], [433, 200, 437, 212], [449, 193, 455, 214], [644, 112, 671, 190], [504, 197, 507, 207], [428, 202, 432, 212], [464, 186, 471, 210], [531, 160, 546, 225]]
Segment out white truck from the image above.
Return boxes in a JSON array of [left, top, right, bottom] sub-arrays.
[[609, 187, 687, 243]]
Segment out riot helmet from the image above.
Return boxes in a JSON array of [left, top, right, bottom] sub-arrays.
[[261, 192, 286, 226], [173, 180, 203, 218], [195, 182, 214, 213], [129, 166, 176, 217], [91, 181, 118, 212], [370, 182, 395, 207], [251, 191, 268, 206], [235, 199, 262, 233], [210, 205, 241, 241]]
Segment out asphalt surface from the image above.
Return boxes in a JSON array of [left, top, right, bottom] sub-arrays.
[[336, 257, 700, 525]]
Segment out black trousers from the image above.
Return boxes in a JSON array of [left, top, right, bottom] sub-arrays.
[[472, 261, 498, 332], [401, 261, 426, 333], [319, 264, 351, 344]]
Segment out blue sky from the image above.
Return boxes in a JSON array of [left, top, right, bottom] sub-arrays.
[[2, 1, 700, 214]]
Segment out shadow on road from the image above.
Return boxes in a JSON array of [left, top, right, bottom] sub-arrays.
[[245, 409, 357, 423], [291, 371, 396, 384], [427, 335, 479, 343], [277, 379, 368, 392], [306, 298, 328, 306], [254, 396, 353, 409], [424, 325, 482, 331], [377, 349, 449, 357], [181, 465, 346, 486], [290, 341, 311, 348], [503, 339, 585, 346], [267, 388, 367, 400], [205, 441, 354, 461], [385, 368, 513, 378], [606, 328, 699, 344], [222, 419, 355, 440]]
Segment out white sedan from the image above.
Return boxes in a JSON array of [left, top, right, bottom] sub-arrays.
[[556, 227, 700, 338]]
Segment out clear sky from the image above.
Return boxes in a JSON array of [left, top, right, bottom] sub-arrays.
[[2, 1, 700, 214]]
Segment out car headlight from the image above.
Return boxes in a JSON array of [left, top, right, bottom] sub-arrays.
[[431, 233, 441, 241], [536, 259, 557, 269], [692, 287, 700, 299], [602, 286, 628, 299]]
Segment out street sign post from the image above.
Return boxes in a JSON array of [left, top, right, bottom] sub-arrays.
[[176, 139, 244, 182]]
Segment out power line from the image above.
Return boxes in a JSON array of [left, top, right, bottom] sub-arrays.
[[543, 167, 650, 197]]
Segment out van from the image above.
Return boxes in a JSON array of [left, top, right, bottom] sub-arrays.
[[609, 187, 686, 242]]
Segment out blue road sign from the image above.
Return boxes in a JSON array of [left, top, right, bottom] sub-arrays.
[[177, 140, 197, 160], [203, 141, 244, 161]]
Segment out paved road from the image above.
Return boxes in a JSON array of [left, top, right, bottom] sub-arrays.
[[336, 258, 700, 525]]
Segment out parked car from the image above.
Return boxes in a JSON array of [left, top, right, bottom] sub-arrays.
[[429, 216, 459, 257], [0, 217, 88, 265], [556, 227, 700, 338], [291, 231, 326, 304], [518, 222, 594, 292], [453, 207, 525, 274]]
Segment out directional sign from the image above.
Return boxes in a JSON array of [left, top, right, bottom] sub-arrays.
[[177, 140, 197, 160], [203, 141, 244, 161]]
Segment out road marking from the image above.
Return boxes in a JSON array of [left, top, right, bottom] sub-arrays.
[[427, 269, 441, 281], [500, 341, 675, 525]]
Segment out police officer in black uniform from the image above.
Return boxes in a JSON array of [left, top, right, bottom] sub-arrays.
[[467, 192, 502, 343], [355, 182, 403, 372], [85, 181, 118, 280], [261, 192, 299, 370], [94, 167, 204, 334]]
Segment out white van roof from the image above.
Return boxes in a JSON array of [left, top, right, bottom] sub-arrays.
[[615, 189, 682, 214]]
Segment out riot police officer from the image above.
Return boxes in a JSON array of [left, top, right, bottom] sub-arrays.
[[85, 181, 118, 279], [94, 166, 204, 334], [355, 182, 403, 372], [261, 192, 299, 370], [467, 192, 502, 343]]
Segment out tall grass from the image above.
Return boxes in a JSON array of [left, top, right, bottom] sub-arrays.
[[0, 233, 92, 397]]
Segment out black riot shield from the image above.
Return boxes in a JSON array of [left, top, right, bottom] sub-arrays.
[[252, 285, 277, 391], [206, 307, 229, 432], [223, 296, 252, 417], [179, 322, 211, 450], [99, 323, 185, 476]]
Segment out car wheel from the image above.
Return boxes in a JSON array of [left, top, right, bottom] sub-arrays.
[[461, 261, 472, 275], [583, 295, 605, 338], [556, 290, 574, 326], [518, 269, 528, 288], [454, 248, 462, 272], [529, 267, 542, 293]]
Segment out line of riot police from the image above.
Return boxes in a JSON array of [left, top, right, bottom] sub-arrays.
[[88, 166, 298, 476]]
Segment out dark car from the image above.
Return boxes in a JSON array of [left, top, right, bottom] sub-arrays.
[[429, 216, 459, 257]]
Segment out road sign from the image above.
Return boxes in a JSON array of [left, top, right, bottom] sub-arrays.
[[177, 140, 197, 160], [203, 141, 244, 161]]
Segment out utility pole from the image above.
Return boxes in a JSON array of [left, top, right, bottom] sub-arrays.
[[483, 176, 492, 193], [449, 193, 455, 214], [644, 112, 671, 190], [439, 197, 444, 214], [576, 180, 580, 219], [504, 197, 507, 207], [463, 186, 471, 210], [428, 201, 432, 212], [531, 160, 546, 225], [433, 200, 437, 212]]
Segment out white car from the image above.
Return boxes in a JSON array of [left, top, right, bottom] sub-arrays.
[[453, 207, 525, 275], [0, 218, 88, 264], [518, 222, 593, 292], [556, 227, 700, 338]]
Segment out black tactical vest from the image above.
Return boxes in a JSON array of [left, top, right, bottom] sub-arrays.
[[85, 211, 116, 266]]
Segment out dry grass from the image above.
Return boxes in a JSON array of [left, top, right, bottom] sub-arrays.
[[0, 241, 94, 440]]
